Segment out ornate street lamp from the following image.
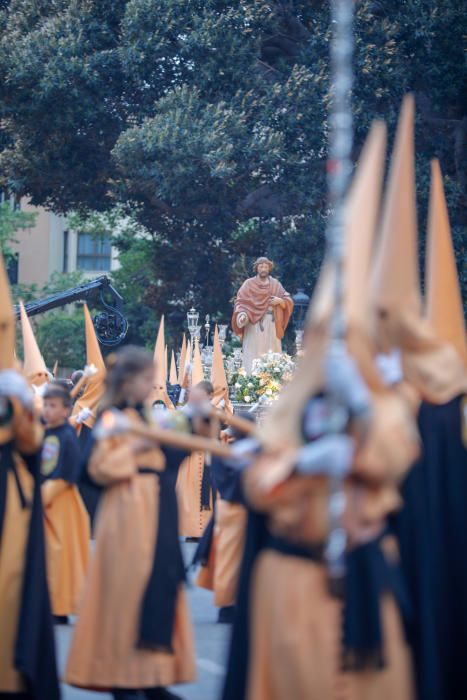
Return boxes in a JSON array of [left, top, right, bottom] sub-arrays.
[[204, 314, 211, 347], [292, 288, 310, 353], [187, 306, 200, 360]]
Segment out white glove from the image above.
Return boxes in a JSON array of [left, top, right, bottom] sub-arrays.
[[0, 370, 33, 409], [227, 437, 261, 471], [324, 343, 371, 417], [296, 433, 355, 479], [75, 406, 93, 425], [375, 350, 403, 387]]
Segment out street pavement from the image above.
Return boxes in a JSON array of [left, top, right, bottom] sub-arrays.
[[56, 542, 231, 700]]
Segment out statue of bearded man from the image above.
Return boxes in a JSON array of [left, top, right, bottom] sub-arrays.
[[232, 257, 294, 373]]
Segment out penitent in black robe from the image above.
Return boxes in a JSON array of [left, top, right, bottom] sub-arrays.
[[392, 394, 467, 700]]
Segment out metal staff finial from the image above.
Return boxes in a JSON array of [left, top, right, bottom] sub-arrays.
[[327, 0, 354, 340], [323, 0, 355, 594]]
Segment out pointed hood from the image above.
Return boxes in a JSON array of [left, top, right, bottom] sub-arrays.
[[71, 304, 106, 429], [180, 339, 192, 389], [20, 301, 49, 385], [370, 94, 422, 351], [169, 350, 178, 385], [369, 97, 466, 402], [0, 252, 15, 370], [308, 121, 387, 391], [211, 325, 233, 412], [150, 315, 173, 408], [84, 304, 105, 371], [260, 115, 420, 482], [426, 159, 467, 366], [191, 339, 204, 385], [178, 334, 187, 385]]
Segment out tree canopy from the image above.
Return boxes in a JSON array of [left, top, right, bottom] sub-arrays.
[[0, 0, 465, 343]]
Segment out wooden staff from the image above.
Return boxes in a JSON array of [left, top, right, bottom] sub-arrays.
[[97, 410, 233, 460], [210, 406, 258, 436]]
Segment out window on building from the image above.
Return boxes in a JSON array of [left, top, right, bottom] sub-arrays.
[[63, 230, 69, 273], [7, 255, 18, 285], [77, 233, 112, 271]]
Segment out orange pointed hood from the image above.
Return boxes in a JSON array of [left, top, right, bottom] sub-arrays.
[[369, 97, 466, 402], [0, 252, 15, 370], [169, 350, 178, 385], [150, 316, 173, 408], [307, 121, 387, 391], [211, 325, 233, 412], [20, 301, 49, 385], [426, 159, 467, 366], [71, 304, 107, 429], [191, 339, 204, 385], [83, 304, 105, 371], [370, 94, 422, 351], [178, 334, 187, 385]]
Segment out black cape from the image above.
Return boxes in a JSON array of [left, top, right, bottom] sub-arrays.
[[77, 424, 102, 528], [41, 422, 81, 483], [0, 443, 60, 700], [392, 394, 467, 700]]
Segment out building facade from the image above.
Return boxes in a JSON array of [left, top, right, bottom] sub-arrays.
[[11, 200, 119, 287]]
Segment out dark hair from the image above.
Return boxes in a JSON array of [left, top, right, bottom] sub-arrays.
[[71, 370, 84, 385], [52, 378, 73, 390], [43, 383, 73, 408], [226, 411, 256, 440], [195, 380, 214, 397], [100, 345, 154, 411]]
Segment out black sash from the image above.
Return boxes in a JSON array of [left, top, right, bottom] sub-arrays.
[[137, 465, 186, 652]]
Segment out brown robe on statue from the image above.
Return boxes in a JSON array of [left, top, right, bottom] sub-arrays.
[[232, 276, 293, 341]]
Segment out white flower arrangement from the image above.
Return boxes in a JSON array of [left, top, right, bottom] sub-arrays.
[[229, 351, 296, 404]]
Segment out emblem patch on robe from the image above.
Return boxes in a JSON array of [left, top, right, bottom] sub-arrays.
[[41, 435, 60, 476]]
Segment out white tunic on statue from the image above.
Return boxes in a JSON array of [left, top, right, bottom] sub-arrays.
[[242, 310, 281, 374]]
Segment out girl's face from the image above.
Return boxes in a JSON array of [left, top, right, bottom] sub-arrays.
[[123, 365, 154, 405]]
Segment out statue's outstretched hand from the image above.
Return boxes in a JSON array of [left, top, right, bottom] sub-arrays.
[[237, 311, 248, 328], [270, 296, 285, 308]]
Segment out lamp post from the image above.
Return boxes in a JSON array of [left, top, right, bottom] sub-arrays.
[[201, 314, 214, 371], [292, 288, 310, 353], [204, 314, 211, 347], [187, 306, 200, 361]]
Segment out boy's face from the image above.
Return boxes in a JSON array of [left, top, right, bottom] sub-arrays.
[[43, 397, 70, 428]]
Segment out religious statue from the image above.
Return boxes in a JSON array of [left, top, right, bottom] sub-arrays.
[[232, 257, 294, 373]]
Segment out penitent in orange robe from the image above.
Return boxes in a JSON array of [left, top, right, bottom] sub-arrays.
[[65, 408, 196, 690], [41, 422, 90, 616], [0, 398, 57, 695]]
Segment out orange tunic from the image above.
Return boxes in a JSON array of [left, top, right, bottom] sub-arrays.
[[176, 451, 212, 538], [248, 550, 413, 700], [0, 400, 43, 692], [0, 461, 34, 692], [65, 412, 196, 690], [196, 500, 247, 607], [43, 480, 90, 616]]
